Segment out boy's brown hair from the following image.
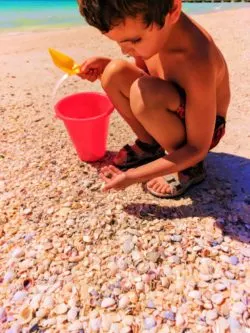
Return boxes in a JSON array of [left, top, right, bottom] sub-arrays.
[[78, 0, 174, 33]]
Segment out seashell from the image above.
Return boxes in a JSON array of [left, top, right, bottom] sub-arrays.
[[176, 311, 185, 326], [30, 294, 42, 310], [205, 309, 218, 323], [107, 261, 118, 276], [135, 281, 144, 292], [146, 251, 160, 263], [215, 317, 229, 331], [42, 296, 54, 309], [137, 262, 149, 274], [229, 256, 239, 265], [131, 250, 143, 262], [67, 307, 79, 321], [211, 293, 224, 305], [214, 283, 227, 291], [13, 290, 27, 303], [171, 235, 182, 242], [19, 305, 33, 324], [144, 316, 156, 329], [0, 307, 7, 323], [147, 300, 156, 309], [23, 278, 33, 289], [54, 303, 68, 315], [82, 235, 92, 243], [36, 308, 49, 318], [3, 270, 15, 283], [199, 274, 213, 282], [203, 302, 213, 310], [5, 323, 22, 333], [123, 315, 134, 326], [90, 318, 101, 332], [118, 295, 130, 309], [122, 238, 134, 254], [128, 291, 138, 304], [228, 316, 242, 331], [241, 247, 250, 258], [12, 248, 25, 258], [42, 318, 57, 327], [101, 314, 112, 331], [117, 257, 128, 270], [231, 302, 247, 314], [162, 311, 175, 321], [188, 290, 201, 300], [101, 297, 116, 308], [68, 320, 83, 331], [110, 323, 121, 333], [225, 271, 235, 279]]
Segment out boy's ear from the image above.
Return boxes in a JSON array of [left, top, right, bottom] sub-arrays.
[[168, 0, 182, 25]]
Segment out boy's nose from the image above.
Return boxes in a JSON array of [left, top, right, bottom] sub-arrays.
[[121, 45, 133, 56]]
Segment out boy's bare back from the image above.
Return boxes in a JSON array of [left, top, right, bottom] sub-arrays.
[[142, 12, 230, 119]]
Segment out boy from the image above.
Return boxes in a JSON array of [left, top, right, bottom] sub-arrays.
[[78, 0, 230, 198]]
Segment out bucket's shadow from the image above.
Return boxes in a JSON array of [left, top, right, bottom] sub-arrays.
[[87, 151, 250, 243]]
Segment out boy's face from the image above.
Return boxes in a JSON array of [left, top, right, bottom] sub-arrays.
[[105, 15, 172, 60]]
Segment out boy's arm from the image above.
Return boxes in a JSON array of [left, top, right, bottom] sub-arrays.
[[126, 56, 217, 183], [134, 56, 149, 73]]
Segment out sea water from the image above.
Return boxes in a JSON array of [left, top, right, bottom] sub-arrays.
[[0, 0, 249, 31]]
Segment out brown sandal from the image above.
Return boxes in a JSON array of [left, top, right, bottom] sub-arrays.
[[113, 139, 165, 171]]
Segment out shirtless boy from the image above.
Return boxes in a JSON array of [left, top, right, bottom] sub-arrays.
[[77, 0, 230, 198]]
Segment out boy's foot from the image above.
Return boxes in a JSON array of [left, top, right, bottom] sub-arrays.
[[113, 139, 165, 171], [146, 161, 206, 198]]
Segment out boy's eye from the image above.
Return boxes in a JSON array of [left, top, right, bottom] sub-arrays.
[[131, 38, 141, 45]]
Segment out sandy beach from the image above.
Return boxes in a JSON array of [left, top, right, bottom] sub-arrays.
[[0, 8, 250, 333]]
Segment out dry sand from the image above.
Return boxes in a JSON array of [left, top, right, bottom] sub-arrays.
[[0, 8, 250, 333]]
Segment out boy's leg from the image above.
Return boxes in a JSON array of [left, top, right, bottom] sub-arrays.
[[129, 76, 205, 197], [101, 60, 184, 170], [101, 59, 153, 144]]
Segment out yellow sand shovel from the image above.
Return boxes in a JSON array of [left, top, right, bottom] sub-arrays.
[[49, 48, 80, 75]]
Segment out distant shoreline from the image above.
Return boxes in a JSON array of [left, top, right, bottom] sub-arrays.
[[0, 2, 249, 33]]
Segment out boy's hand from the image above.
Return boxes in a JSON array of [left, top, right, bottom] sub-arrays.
[[100, 165, 135, 191], [78, 57, 111, 82]]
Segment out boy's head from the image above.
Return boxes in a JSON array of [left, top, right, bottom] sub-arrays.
[[78, 0, 181, 59]]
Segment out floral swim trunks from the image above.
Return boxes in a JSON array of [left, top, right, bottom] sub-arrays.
[[173, 82, 226, 150]]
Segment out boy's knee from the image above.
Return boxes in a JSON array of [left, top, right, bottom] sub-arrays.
[[130, 76, 157, 116], [101, 59, 130, 90]]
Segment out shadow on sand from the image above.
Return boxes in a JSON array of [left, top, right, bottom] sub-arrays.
[[89, 151, 250, 243]]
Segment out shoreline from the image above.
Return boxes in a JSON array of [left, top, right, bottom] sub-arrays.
[[0, 5, 249, 35]]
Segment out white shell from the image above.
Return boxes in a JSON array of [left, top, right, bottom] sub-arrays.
[[144, 316, 156, 330], [118, 295, 130, 309], [12, 248, 25, 258], [188, 290, 201, 299], [67, 307, 79, 321], [68, 321, 83, 331], [232, 302, 247, 314], [211, 293, 224, 305], [54, 303, 68, 315], [12, 291, 27, 302], [101, 297, 115, 308], [3, 270, 15, 283], [90, 318, 101, 331]]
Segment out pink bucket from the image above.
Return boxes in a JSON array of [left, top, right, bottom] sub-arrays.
[[55, 92, 114, 162]]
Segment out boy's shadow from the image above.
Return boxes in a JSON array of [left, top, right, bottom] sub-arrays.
[[89, 151, 250, 243]]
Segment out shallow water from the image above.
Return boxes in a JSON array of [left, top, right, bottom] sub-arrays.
[[0, 1, 249, 30]]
